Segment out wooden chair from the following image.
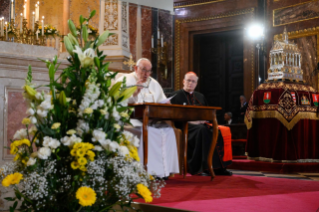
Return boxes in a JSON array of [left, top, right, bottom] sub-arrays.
[[226, 123, 247, 159]]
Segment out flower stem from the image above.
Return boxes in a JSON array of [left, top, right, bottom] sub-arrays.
[[76, 206, 83, 212]]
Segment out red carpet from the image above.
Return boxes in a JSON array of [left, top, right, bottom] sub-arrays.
[[229, 159, 319, 173], [141, 174, 319, 212]]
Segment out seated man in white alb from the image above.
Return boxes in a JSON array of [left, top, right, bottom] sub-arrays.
[[116, 58, 179, 178]]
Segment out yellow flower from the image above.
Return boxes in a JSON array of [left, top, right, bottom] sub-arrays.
[[83, 107, 93, 114], [67, 129, 76, 135], [149, 175, 155, 181], [13, 154, 20, 161], [21, 157, 29, 165], [86, 150, 95, 161], [136, 184, 153, 203], [70, 149, 77, 156], [76, 149, 86, 157], [71, 161, 79, 170], [129, 146, 140, 162], [73, 143, 82, 149], [78, 157, 87, 166], [20, 139, 31, 146], [79, 166, 87, 172], [51, 122, 61, 129], [83, 143, 94, 150], [10, 145, 18, 155], [21, 118, 31, 125], [2, 173, 23, 187], [76, 186, 96, 206]]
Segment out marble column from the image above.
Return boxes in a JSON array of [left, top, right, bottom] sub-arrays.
[[136, 4, 142, 59], [129, 3, 137, 61]]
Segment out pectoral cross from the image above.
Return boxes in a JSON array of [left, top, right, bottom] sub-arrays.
[[123, 54, 136, 71]]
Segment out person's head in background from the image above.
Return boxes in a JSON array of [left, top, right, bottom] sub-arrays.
[[183, 72, 198, 93], [240, 95, 246, 106], [224, 112, 232, 122], [134, 58, 152, 83]]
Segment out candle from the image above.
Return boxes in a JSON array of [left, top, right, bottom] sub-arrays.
[[1, 18, 3, 37], [35, 4, 38, 22], [20, 13, 22, 33], [41, 16, 44, 36], [23, 5, 26, 19], [157, 28, 160, 38], [5, 22, 8, 40], [11, 0, 14, 19], [37, 1, 40, 22], [161, 34, 163, 47], [32, 12, 34, 32], [151, 35, 154, 48]]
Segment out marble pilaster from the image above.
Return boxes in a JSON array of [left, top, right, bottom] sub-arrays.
[[141, 6, 152, 60], [128, 3, 137, 62], [158, 9, 173, 90]]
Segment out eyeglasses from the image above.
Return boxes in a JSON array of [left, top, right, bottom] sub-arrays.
[[185, 79, 197, 83], [137, 66, 152, 74]]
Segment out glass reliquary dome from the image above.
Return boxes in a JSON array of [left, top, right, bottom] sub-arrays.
[[267, 27, 303, 82]]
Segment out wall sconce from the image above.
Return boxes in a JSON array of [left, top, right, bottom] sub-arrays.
[[151, 28, 168, 79]]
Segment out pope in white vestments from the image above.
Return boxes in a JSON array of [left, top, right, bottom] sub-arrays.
[[116, 58, 179, 178]]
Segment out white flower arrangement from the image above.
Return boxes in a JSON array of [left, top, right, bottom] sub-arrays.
[[0, 11, 164, 212]]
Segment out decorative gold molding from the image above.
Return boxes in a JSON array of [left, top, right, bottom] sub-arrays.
[[273, 0, 319, 27], [174, 0, 226, 8], [274, 27, 319, 89], [174, 8, 255, 90]]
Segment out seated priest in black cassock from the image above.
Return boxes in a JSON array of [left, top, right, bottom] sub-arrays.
[[171, 72, 232, 176]]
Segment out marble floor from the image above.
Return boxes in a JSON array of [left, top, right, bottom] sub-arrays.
[[230, 169, 319, 181]]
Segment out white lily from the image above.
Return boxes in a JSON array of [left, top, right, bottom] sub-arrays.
[[73, 46, 95, 68]]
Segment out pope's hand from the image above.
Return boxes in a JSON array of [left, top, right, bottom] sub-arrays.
[[133, 79, 143, 97]]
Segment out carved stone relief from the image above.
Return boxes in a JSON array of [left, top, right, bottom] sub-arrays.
[[104, 34, 119, 45], [122, 35, 128, 48], [122, 2, 128, 33], [104, 0, 118, 31]]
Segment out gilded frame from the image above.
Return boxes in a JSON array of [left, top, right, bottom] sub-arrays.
[[174, 8, 255, 91], [174, 0, 226, 8], [274, 27, 319, 89], [273, 0, 319, 27]]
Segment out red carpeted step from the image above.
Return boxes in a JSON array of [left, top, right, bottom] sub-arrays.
[[139, 174, 319, 212], [233, 155, 247, 159], [229, 159, 319, 173]]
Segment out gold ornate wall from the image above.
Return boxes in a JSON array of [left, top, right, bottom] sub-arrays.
[[70, 0, 100, 29], [14, 0, 99, 35]]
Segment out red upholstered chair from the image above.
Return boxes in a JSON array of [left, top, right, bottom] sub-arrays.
[[226, 124, 248, 159]]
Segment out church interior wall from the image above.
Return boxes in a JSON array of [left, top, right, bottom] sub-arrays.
[[174, 0, 258, 100]]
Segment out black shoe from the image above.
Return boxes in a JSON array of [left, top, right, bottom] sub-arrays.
[[214, 169, 233, 176], [197, 170, 210, 176], [155, 176, 169, 180]]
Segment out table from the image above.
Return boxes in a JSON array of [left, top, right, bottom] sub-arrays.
[[130, 103, 222, 180], [245, 82, 319, 162]]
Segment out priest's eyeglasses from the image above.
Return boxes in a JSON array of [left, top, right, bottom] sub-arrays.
[[186, 79, 197, 83], [137, 66, 152, 74]]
